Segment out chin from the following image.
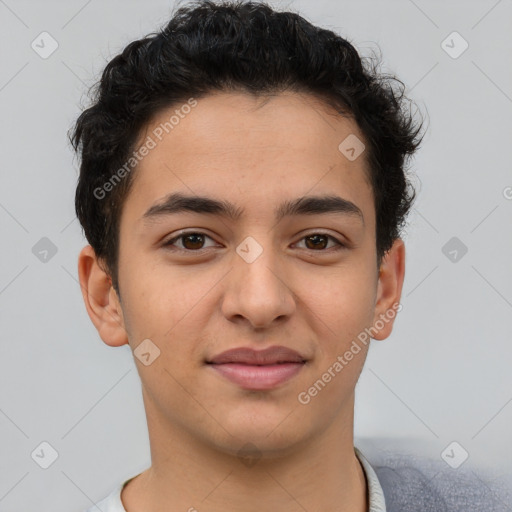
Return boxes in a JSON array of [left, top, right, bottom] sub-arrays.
[[215, 429, 307, 462], [213, 408, 308, 453]]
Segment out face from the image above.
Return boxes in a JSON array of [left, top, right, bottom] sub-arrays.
[[79, 91, 405, 458]]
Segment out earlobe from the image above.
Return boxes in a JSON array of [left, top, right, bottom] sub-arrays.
[[77, 245, 129, 347], [371, 238, 406, 341]]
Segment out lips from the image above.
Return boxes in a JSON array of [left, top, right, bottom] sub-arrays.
[[207, 345, 306, 365], [207, 346, 307, 390]]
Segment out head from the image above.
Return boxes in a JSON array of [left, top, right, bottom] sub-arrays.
[[72, 1, 424, 459]]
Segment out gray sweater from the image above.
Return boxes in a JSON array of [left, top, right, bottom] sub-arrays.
[[370, 451, 512, 511]]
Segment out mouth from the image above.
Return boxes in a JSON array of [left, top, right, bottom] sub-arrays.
[[206, 346, 307, 391]]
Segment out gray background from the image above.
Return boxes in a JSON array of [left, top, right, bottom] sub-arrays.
[[1, 0, 511, 510]]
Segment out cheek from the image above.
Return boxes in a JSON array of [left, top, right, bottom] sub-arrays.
[[120, 263, 220, 361], [300, 265, 377, 345], [120, 253, 189, 321]]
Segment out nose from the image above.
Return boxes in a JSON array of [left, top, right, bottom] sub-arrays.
[[221, 239, 296, 329]]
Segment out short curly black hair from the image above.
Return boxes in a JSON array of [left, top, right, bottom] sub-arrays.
[[70, 0, 425, 296]]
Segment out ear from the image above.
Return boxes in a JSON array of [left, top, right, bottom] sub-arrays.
[[77, 245, 128, 347], [371, 238, 406, 341]]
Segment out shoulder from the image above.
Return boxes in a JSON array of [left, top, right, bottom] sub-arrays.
[[362, 446, 512, 512], [83, 472, 141, 512], [83, 482, 126, 512]]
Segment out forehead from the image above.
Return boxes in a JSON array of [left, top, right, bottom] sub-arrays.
[[123, 91, 374, 228], [136, 91, 366, 165]]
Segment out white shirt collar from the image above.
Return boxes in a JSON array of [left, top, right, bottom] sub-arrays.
[[355, 446, 387, 512]]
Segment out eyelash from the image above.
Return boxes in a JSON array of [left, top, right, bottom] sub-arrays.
[[162, 231, 346, 254]]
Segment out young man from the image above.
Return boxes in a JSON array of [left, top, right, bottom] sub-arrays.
[[72, 1, 431, 510]]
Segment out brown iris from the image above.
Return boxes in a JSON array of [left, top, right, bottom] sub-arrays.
[[181, 233, 206, 250], [304, 234, 328, 250]]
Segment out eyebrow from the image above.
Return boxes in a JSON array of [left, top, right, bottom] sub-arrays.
[[141, 192, 364, 225]]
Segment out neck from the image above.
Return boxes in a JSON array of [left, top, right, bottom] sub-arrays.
[[122, 391, 368, 512]]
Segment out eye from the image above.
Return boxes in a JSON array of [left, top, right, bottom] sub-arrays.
[[162, 231, 218, 252], [162, 231, 346, 253], [294, 232, 345, 251]]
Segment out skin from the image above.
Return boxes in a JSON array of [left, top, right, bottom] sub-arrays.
[[78, 90, 405, 512]]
